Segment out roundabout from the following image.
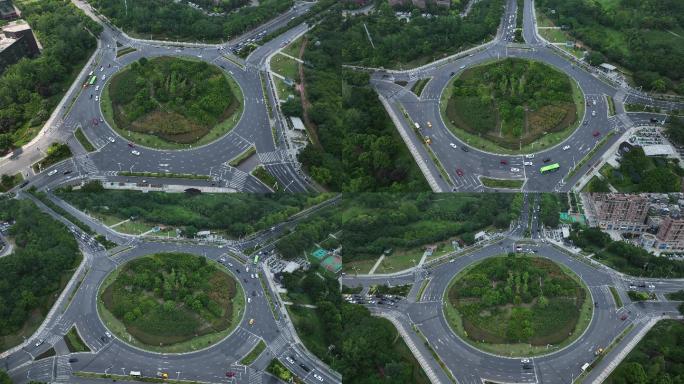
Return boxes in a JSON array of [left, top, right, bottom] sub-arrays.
[[97, 252, 245, 353], [441, 58, 583, 155], [102, 57, 244, 150], [443, 253, 593, 357]]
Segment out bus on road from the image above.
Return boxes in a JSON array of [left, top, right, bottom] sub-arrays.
[[253, 255, 259, 264], [540, 163, 560, 174], [88, 76, 97, 86]]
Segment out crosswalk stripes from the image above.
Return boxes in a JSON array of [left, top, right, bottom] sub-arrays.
[[47, 334, 62, 346], [268, 335, 287, 355], [73, 155, 99, 175], [55, 355, 72, 382], [258, 150, 285, 164], [248, 368, 262, 384]]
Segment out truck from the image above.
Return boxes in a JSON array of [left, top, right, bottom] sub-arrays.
[[156, 372, 169, 379]]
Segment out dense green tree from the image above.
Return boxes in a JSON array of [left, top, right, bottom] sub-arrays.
[[0, 0, 102, 154]]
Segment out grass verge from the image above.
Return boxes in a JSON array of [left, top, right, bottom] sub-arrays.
[[228, 146, 256, 167], [565, 131, 615, 181], [64, 326, 91, 353], [413, 325, 457, 383], [32, 143, 72, 173], [480, 177, 524, 190], [116, 46, 136, 58], [74, 371, 204, 384], [417, 279, 431, 301], [606, 95, 615, 116], [75, 128, 95, 152], [252, 166, 280, 191], [411, 78, 431, 97], [609, 286, 622, 308], [240, 340, 266, 365]]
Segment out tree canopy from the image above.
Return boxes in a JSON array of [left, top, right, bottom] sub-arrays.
[[0, 198, 81, 351], [0, 0, 102, 154]]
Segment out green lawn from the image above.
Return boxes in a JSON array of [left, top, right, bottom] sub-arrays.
[[252, 166, 280, 191], [287, 305, 329, 359], [228, 146, 256, 167], [282, 36, 304, 58], [240, 340, 266, 365], [64, 326, 90, 353], [270, 53, 299, 81], [75, 128, 95, 152], [481, 177, 524, 189], [274, 76, 295, 101], [102, 65, 244, 150], [0, 173, 23, 192]]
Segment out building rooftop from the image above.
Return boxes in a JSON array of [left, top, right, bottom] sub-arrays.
[[3, 20, 29, 33], [642, 144, 676, 157], [290, 116, 306, 131], [0, 35, 16, 51], [600, 63, 617, 71]]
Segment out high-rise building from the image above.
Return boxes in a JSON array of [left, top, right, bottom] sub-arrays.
[[586, 193, 649, 232]]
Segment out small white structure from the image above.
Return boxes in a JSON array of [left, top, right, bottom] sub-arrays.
[[290, 116, 306, 131], [642, 144, 676, 158], [561, 226, 570, 239], [474, 231, 488, 242]]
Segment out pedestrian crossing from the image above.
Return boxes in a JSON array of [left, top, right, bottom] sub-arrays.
[[452, 174, 485, 191], [268, 335, 288, 355], [55, 355, 73, 382], [73, 155, 99, 175], [258, 150, 287, 165], [248, 368, 262, 384]]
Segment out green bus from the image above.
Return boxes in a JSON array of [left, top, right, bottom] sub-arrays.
[[253, 255, 259, 264], [88, 76, 97, 86], [540, 163, 560, 174]]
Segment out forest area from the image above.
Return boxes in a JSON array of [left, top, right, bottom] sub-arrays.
[[0, 198, 81, 351], [341, 0, 504, 68], [275, 203, 341, 260], [447, 59, 575, 146], [342, 193, 516, 263], [570, 225, 684, 278], [280, 269, 429, 383], [448, 254, 585, 345], [56, 183, 332, 238], [108, 57, 236, 144], [0, 0, 103, 154], [89, 0, 292, 42], [536, 0, 684, 94], [296, 13, 428, 192], [607, 320, 684, 384]]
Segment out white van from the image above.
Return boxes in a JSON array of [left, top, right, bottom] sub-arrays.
[[129, 371, 141, 377], [95, 86, 99, 91]]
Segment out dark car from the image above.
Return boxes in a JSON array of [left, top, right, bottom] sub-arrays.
[[500, 159, 508, 165], [455, 168, 464, 176], [19, 180, 29, 188], [68, 358, 78, 363], [252, 291, 257, 296], [461, 146, 469, 152], [543, 158, 551, 163], [63, 170, 72, 175], [127, 142, 135, 148], [226, 372, 235, 378], [650, 118, 659, 123], [593, 131, 600, 137], [300, 364, 310, 372], [243, 278, 248, 283]]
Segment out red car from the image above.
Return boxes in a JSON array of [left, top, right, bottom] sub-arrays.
[[593, 131, 600, 137], [500, 159, 508, 165], [455, 168, 464, 176], [127, 142, 135, 148], [226, 372, 235, 378], [620, 314, 628, 321]]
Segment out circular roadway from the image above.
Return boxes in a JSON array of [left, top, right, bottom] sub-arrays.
[[369, 0, 684, 193]]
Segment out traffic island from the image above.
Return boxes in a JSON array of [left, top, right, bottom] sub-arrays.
[[102, 56, 244, 150], [440, 58, 584, 155], [97, 252, 245, 353], [443, 253, 593, 357]]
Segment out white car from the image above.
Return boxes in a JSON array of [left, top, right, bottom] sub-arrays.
[[95, 96, 99, 102], [47, 169, 58, 176], [591, 110, 596, 117], [35, 339, 45, 347], [563, 145, 570, 151], [105, 331, 112, 338], [101, 75, 105, 80], [131, 150, 141, 156], [449, 143, 458, 149], [313, 374, 324, 382], [523, 161, 533, 166], [247, 297, 251, 303], [108, 137, 115, 143], [525, 154, 534, 159], [521, 358, 531, 364], [459, 65, 466, 69], [511, 167, 520, 172], [286, 357, 295, 364]]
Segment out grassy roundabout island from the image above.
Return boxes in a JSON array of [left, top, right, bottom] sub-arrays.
[[102, 56, 243, 149], [98, 252, 244, 353], [442, 58, 584, 154], [444, 253, 592, 356]]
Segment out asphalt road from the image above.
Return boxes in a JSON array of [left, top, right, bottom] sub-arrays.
[[369, 0, 684, 192], [0, 1, 318, 194], [341, 194, 684, 384]]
